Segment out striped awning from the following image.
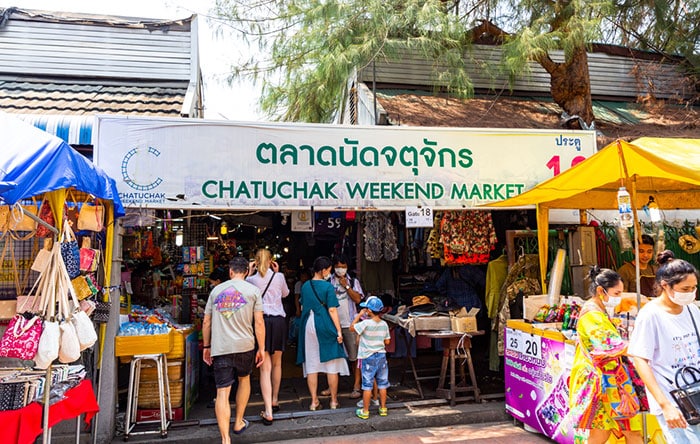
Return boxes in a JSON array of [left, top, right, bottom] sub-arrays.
[[15, 114, 94, 145]]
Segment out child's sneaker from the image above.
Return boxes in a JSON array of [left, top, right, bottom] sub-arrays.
[[355, 408, 369, 420], [378, 407, 388, 417]]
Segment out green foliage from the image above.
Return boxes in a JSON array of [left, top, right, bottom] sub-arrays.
[[213, 0, 699, 123]]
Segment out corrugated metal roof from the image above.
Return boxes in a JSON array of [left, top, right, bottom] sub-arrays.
[[0, 79, 188, 116]]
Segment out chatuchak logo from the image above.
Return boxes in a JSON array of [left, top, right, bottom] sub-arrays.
[[119, 147, 166, 204]]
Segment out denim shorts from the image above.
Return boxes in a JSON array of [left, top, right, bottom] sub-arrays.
[[360, 352, 389, 391], [656, 414, 700, 444]]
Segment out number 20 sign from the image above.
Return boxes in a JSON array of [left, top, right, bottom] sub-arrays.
[[506, 328, 542, 360]]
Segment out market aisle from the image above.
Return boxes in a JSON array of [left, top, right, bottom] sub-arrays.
[[256, 421, 554, 444]]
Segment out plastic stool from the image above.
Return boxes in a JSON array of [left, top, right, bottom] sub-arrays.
[[124, 353, 172, 441]]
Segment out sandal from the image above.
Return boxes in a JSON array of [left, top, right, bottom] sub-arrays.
[[309, 401, 323, 411], [349, 389, 362, 399], [330, 401, 339, 410], [233, 419, 250, 434], [272, 404, 280, 413], [320, 389, 331, 396], [260, 411, 273, 426]]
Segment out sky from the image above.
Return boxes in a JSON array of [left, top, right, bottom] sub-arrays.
[[8, 0, 262, 121]]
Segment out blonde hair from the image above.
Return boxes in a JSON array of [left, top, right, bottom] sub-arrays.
[[255, 248, 272, 277]]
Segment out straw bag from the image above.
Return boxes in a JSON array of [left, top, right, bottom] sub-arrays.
[[77, 198, 104, 232], [8, 201, 38, 232]]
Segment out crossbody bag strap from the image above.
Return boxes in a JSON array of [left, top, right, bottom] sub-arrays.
[[260, 271, 275, 298], [309, 281, 327, 309]]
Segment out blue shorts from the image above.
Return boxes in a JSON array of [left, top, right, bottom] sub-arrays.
[[360, 352, 389, 391]]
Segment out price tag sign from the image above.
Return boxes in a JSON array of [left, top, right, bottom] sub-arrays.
[[506, 328, 543, 360], [405, 206, 433, 228]]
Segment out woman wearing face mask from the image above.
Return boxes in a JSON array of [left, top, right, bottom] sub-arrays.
[[569, 266, 643, 444], [296, 256, 349, 411], [628, 250, 700, 443]]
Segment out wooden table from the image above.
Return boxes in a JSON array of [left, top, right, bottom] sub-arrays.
[[420, 330, 483, 406]]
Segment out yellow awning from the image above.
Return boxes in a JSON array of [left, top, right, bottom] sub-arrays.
[[484, 137, 700, 289]]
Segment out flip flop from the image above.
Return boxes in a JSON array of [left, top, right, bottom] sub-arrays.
[[233, 419, 250, 434], [320, 389, 331, 396], [260, 411, 273, 426], [309, 401, 323, 411], [272, 404, 280, 413]]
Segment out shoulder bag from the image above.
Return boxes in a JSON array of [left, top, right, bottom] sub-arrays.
[[667, 306, 700, 425]]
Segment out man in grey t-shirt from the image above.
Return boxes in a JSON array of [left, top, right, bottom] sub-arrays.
[[203, 256, 265, 440]]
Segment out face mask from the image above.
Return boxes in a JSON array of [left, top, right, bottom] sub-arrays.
[[323, 273, 331, 281], [669, 290, 697, 306], [602, 290, 621, 316], [335, 268, 347, 277]]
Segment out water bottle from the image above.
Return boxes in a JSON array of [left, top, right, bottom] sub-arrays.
[[617, 187, 633, 228]]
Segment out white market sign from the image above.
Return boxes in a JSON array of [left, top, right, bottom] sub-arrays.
[[95, 116, 596, 210]]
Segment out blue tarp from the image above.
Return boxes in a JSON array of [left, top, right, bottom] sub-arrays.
[[0, 112, 124, 216]]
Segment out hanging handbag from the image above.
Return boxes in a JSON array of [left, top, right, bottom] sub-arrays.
[[33, 242, 62, 369], [31, 238, 53, 273], [667, 307, 700, 425], [0, 313, 43, 360], [35, 199, 55, 238], [71, 275, 98, 301], [57, 240, 97, 352], [79, 236, 100, 272], [77, 198, 105, 232], [60, 222, 81, 279], [8, 200, 38, 232], [600, 358, 640, 419]]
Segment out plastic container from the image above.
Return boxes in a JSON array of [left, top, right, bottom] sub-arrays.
[[617, 187, 633, 228]]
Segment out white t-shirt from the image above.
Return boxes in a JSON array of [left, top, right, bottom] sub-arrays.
[[628, 301, 700, 415], [330, 275, 364, 328], [246, 269, 290, 317]]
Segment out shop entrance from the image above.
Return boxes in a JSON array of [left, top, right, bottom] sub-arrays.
[[116, 208, 534, 422]]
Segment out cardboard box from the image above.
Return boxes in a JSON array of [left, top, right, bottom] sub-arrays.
[[114, 332, 173, 357], [450, 307, 479, 333], [413, 315, 451, 331]]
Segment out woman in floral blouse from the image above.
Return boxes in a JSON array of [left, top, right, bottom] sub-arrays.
[[568, 267, 643, 444]]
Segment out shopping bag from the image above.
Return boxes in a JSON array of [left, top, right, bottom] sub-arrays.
[[0, 314, 43, 360], [35, 199, 55, 238], [77, 198, 105, 232], [670, 366, 700, 425], [60, 223, 81, 279], [600, 358, 640, 419]]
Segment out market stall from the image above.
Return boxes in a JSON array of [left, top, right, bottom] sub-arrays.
[[0, 112, 125, 443], [486, 137, 700, 443]]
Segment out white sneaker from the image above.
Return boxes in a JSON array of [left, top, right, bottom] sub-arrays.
[[356, 398, 380, 408]]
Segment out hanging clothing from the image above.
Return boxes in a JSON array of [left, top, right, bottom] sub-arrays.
[[485, 255, 508, 319], [439, 210, 498, 265], [363, 212, 398, 262], [435, 265, 485, 311]]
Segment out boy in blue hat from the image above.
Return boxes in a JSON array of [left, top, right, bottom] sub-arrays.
[[350, 296, 391, 419]]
